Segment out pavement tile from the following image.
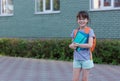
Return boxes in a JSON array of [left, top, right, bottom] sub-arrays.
[[0, 56, 120, 81]]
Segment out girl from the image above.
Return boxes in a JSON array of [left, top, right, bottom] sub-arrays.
[[69, 11, 95, 81]]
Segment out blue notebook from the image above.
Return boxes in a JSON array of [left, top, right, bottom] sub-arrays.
[[73, 31, 88, 51]]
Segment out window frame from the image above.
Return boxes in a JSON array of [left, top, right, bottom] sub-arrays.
[[35, 0, 60, 14], [0, 0, 14, 16], [90, 0, 120, 11]]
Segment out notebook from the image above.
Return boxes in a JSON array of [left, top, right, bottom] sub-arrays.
[[73, 31, 88, 51]]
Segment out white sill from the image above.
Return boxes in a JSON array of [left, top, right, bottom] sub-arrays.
[[34, 11, 60, 14], [0, 14, 13, 17], [89, 8, 120, 11]]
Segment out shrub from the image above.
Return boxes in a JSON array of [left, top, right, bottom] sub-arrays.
[[93, 39, 120, 65], [0, 38, 120, 64]]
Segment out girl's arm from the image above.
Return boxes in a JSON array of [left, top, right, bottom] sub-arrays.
[[74, 37, 93, 48]]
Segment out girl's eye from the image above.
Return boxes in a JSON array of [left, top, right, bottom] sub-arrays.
[[79, 19, 85, 21]]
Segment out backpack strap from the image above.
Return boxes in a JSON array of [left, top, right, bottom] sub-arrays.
[[84, 27, 91, 34], [73, 28, 79, 38], [73, 27, 91, 39], [74, 27, 91, 37]]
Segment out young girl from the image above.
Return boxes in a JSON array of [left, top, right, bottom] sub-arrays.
[[69, 11, 95, 81]]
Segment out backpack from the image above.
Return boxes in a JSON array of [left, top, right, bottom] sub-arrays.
[[73, 27, 96, 52]]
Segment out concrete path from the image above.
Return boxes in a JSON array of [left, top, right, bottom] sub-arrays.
[[0, 56, 120, 81]]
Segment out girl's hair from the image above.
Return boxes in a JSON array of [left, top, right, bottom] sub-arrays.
[[76, 11, 89, 20]]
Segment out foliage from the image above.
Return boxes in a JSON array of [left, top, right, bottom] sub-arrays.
[[0, 38, 120, 65], [93, 39, 120, 65]]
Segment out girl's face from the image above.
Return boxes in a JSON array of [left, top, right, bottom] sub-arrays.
[[77, 17, 88, 27]]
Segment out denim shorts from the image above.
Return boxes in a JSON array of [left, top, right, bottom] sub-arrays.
[[73, 60, 94, 69]]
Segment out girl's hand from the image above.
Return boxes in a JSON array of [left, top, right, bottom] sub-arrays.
[[69, 43, 77, 49], [73, 43, 79, 47]]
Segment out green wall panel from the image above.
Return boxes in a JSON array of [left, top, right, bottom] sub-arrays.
[[0, 0, 120, 39]]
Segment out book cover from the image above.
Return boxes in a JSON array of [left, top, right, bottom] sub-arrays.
[[73, 31, 88, 51]]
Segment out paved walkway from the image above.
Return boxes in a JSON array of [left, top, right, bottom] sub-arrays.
[[0, 56, 120, 81]]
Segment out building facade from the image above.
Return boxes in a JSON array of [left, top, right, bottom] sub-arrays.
[[0, 0, 120, 39]]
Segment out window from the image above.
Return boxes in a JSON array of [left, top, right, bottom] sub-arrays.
[[90, 0, 120, 11], [35, 0, 60, 14], [114, 0, 120, 7], [0, 0, 13, 16]]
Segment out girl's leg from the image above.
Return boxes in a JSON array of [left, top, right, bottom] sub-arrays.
[[73, 68, 82, 81], [81, 69, 90, 81]]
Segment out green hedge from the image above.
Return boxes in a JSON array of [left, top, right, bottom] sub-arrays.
[[0, 38, 73, 61], [0, 38, 120, 65], [93, 39, 120, 65]]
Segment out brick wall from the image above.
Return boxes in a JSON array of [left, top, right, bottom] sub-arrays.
[[90, 11, 120, 38], [0, 0, 119, 38]]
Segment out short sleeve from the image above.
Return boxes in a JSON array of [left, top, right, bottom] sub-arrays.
[[89, 29, 95, 38], [70, 29, 75, 38]]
